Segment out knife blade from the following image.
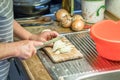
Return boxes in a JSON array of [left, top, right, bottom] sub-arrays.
[[36, 36, 63, 50]]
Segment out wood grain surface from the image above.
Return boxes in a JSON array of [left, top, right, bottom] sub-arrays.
[[22, 55, 52, 80], [44, 37, 83, 63]]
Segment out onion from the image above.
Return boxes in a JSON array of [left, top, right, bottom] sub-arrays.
[[52, 39, 73, 54], [55, 9, 70, 21], [72, 14, 83, 21], [52, 40, 66, 52], [60, 16, 72, 28], [71, 20, 85, 31], [59, 45, 73, 53]]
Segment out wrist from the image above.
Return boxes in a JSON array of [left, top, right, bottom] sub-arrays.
[[28, 34, 38, 41], [0, 43, 18, 59], [7, 42, 19, 57]]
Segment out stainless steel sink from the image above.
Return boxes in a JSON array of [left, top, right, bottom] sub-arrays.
[[76, 70, 120, 80], [38, 31, 120, 80]]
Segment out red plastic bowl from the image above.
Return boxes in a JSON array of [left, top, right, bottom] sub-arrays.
[[90, 20, 120, 61]]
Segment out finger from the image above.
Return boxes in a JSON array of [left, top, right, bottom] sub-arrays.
[[46, 33, 52, 40], [33, 41, 43, 47], [50, 31, 60, 38], [53, 31, 60, 36], [36, 37, 47, 42], [47, 31, 59, 40], [38, 38, 47, 42], [32, 47, 37, 56]]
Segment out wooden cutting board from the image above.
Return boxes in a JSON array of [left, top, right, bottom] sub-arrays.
[[44, 37, 83, 63]]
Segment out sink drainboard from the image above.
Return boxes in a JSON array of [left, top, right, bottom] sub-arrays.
[[37, 31, 120, 80]]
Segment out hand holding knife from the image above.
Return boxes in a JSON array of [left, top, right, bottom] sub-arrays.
[[36, 36, 63, 50]]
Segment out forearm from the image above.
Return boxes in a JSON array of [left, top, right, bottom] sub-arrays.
[[0, 43, 17, 60], [13, 20, 34, 40], [0, 40, 43, 60]]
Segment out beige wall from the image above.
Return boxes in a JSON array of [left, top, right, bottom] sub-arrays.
[[106, 0, 120, 18]]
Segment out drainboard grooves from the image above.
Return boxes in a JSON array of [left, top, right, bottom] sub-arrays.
[[37, 31, 120, 80]]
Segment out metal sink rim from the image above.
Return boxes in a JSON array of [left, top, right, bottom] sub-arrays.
[[76, 70, 120, 80]]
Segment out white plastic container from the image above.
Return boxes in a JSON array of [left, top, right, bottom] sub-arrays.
[[81, 0, 105, 23]]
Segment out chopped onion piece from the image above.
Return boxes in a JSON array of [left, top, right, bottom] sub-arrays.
[[52, 40, 66, 52], [52, 39, 73, 54], [60, 45, 73, 53]]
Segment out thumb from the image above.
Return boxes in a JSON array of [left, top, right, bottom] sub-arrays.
[[39, 38, 47, 42], [33, 41, 43, 47]]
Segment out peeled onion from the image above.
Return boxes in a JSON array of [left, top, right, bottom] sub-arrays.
[[71, 20, 85, 31], [52, 40, 66, 52], [55, 9, 70, 21], [52, 39, 73, 54], [72, 14, 83, 21], [59, 45, 73, 53]]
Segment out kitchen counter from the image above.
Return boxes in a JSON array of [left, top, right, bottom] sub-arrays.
[[15, 11, 119, 80], [16, 19, 73, 80]]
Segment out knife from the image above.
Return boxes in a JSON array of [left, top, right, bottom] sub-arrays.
[[36, 36, 63, 50]]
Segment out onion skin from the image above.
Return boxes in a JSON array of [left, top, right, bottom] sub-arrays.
[[55, 9, 70, 21], [71, 20, 85, 31], [60, 16, 72, 28], [72, 14, 83, 21]]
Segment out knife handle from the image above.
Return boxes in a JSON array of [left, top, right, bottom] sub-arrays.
[[36, 36, 63, 50]]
